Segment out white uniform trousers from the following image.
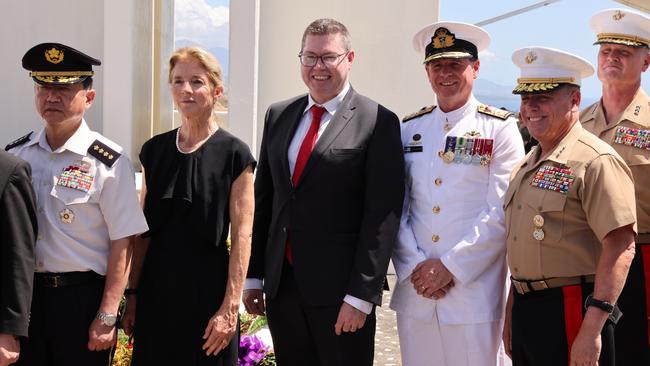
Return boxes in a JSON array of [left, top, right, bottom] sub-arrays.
[[396, 310, 511, 366]]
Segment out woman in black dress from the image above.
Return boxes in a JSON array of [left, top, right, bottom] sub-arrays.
[[123, 47, 255, 365]]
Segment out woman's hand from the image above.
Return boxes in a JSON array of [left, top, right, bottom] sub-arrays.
[[202, 306, 238, 356]]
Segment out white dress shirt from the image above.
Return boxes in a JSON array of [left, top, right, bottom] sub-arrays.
[[9, 120, 149, 275]]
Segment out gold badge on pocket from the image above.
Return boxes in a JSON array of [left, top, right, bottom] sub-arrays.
[[59, 208, 75, 224]]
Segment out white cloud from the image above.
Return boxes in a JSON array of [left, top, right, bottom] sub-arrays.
[[479, 49, 497, 61], [175, 0, 229, 49]]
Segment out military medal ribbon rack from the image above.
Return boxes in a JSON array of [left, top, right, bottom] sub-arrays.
[[442, 136, 493, 166]]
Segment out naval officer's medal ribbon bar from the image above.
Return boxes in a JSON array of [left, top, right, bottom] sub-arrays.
[[56, 160, 94, 193], [442, 136, 493, 166], [530, 165, 574, 195], [613, 126, 650, 150]]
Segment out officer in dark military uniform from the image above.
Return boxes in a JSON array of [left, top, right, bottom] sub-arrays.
[[580, 9, 650, 365], [503, 47, 637, 366], [0, 150, 37, 365], [6, 43, 148, 366]]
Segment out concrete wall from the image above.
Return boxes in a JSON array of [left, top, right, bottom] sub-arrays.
[[1, 0, 174, 163], [1, 1, 104, 146], [253, 0, 440, 153]]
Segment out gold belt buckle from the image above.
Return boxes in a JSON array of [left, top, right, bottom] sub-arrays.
[[530, 280, 549, 291], [512, 280, 526, 294]]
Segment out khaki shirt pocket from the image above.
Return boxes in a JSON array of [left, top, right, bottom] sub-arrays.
[[522, 188, 567, 244]]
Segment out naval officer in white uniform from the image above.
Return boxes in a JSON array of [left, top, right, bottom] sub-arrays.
[[390, 21, 524, 366]]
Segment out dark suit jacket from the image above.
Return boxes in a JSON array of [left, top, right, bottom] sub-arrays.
[[248, 88, 404, 307], [0, 150, 36, 337]]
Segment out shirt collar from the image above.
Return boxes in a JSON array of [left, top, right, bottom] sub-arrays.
[[433, 94, 477, 124], [31, 119, 93, 156], [620, 88, 649, 125], [522, 121, 583, 170], [304, 83, 351, 116]]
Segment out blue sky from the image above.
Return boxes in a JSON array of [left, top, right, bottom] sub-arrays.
[[440, 0, 649, 100]]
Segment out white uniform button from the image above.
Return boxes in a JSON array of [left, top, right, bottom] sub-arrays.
[[433, 206, 441, 214], [434, 178, 443, 186], [431, 234, 440, 243]]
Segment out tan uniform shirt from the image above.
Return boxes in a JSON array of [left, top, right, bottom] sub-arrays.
[[581, 88, 650, 234], [505, 122, 636, 280]]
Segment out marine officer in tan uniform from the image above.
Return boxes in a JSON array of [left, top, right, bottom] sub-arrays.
[[503, 47, 636, 366], [580, 9, 650, 365]]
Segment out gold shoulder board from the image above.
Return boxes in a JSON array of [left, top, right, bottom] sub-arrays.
[[402, 105, 437, 123], [5, 132, 33, 151], [88, 140, 121, 167], [477, 104, 513, 120]]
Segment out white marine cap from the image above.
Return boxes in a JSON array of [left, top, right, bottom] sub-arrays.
[[590, 8, 650, 48], [511, 46, 594, 94], [412, 21, 490, 63]]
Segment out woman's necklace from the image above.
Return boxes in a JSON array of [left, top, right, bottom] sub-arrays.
[[175, 126, 218, 154]]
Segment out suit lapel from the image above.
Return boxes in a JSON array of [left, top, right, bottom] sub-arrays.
[[297, 89, 357, 185], [280, 97, 309, 187]]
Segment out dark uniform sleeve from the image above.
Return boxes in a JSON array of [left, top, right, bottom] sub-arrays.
[[0, 159, 37, 337]]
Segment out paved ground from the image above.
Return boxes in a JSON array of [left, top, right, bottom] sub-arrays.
[[374, 274, 402, 365]]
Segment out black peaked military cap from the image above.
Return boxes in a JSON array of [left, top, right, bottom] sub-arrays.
[[22, 42, 101, 85]]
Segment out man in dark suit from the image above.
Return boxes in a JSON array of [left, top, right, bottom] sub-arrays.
[[0, 150, 37, 365], [243, 18, 404, 366]]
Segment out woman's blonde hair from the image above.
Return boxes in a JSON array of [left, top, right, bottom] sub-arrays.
[[168, 47, 224, 89]]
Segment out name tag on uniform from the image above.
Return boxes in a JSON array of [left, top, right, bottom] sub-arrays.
[[613, 126, 650, 150], [56, 160, 94, 193], [404, 145, 423, 153], [531, 165, 574, 194], [442, 136, 493, 166]]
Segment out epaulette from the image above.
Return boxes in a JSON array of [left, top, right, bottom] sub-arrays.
[[402, 105, 437, 123], [5, 132, 33, 151], [88, 140, 120, 167], [477, 104, 513, 120]]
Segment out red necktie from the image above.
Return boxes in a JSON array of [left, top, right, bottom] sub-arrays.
[[286, 105, 326, 264], [292, 105, 326, 186]]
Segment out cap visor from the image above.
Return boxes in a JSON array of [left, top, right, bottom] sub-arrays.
[[32, 75, 86, 85], [424, 51, 473, 63]]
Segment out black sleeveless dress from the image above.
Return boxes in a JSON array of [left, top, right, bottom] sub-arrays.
[[132, 128, 255, 366]]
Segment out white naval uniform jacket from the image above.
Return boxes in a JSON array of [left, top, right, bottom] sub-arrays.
[[7, 120, 148, 275], [390, 96, 524, 324]]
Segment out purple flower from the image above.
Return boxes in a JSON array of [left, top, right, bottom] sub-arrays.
[[239, 334, 270, 366]]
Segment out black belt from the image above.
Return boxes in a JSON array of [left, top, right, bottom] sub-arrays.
[[511, 275, 595, 295], [34, 271, 104, 288]]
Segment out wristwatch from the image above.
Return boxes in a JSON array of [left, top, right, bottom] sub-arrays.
[[584, 295, 622, 324], [96, 312, 118, 327]]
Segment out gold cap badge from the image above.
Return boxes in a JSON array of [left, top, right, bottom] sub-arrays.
[[525, 51, 537, 64], [45, 48, 64, 64], [613, 10, 625, 21], [432, 28, 455, 49]]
